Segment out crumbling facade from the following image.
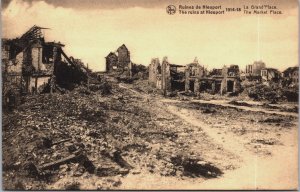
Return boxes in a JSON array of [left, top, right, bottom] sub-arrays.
[[185, 58, 205, 93], [283, 67, 299, 85], [148, 58, 162, 89], [148, 57, 186, 95], [105, 52, 118, 72], [261, 68, 281, 82], [2, 25, 89, 108], [2, 26, 61, 107], [244, 61, 265, 81], [246, 60, 266, 76], [2, 39, 23, 107], [220, 65, 242, 94], [198, 65, 240, 95], [117, 44, 131, 69], [105, 44, 133, 77], [148, 58, 242, 96]]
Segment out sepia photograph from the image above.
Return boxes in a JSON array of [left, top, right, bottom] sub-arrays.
[[1, 0, 299, 190]]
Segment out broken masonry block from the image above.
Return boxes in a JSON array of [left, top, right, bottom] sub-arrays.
[[24, 162, 40, 176], [100, 149, 133, 170], [96, 166, 129, 177], [36, 137, 53, 149], [36, 150, 95, 174], [66, 144, 77, 153], [52, 138, 72, 146], [76, 142, 85, 149], [39, 137, 73, 149], [39, 153, 79, 171], [112, 150, 133, 169], [78, 155, 96, 173]]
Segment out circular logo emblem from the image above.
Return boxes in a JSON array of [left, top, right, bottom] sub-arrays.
[[166, 5, 176, 15]]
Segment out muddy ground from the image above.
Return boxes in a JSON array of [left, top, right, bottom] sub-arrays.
[[2, 79, 298, 190]]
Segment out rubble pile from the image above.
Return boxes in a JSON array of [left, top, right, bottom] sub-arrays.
[[3, 89, 130, 189], [245, 83, 298, 102], [3, 82, 226, 190], [170, 154, 223, 178]]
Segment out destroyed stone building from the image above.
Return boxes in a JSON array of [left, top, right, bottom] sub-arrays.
[[200, 65, 241, 95], [149, 57, 194, 95], [105, 44, 133, 77], [243, 61, 287, 84], [261, 68, 282, 82], [148, 58, 162, 89], [148, 58, 242, 96], [220, 65, 242, 94], [105, 52, 118, 72], [245, 60, 266, 81], [282, 66, 299, 85], [185, 58, 206, 93], [2, 25, 90, 108], [117, 44, 131, 69], [149, 57, 206, 95]]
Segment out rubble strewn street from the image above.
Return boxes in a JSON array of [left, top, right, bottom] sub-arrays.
[[1, 16, 298, 190], [2, 76, 298, 190]]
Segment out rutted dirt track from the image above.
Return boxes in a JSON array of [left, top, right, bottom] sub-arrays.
[[119, 83, 298, 190], [2, 81, 298, 190], [164, 104, 298, 189]]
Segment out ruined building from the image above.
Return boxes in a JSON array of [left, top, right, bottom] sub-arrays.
[[105, 52, 118, 72], [199, 69, 222, 95], [245, 60, 266, 80], [105, 44, 133, 77], [185, 58, 206, 93], [148, 58, 162, 89], [148, 57, 205, 95], [282, 67, 299, 86], [148, 57, 186, 95], [117, 44, 131, 69], [261, 68, 282, 82], [148, 57, 242, 96], [185, 61, 240, 95], [219, 65, 242, 94], [2, 25, 90, 107], [198, 65, 241, 95]]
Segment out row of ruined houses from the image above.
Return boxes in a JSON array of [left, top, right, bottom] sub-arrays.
[[2, 25, 91, 108], [243, 60, 299, 85], [149, 58, 299, 96]]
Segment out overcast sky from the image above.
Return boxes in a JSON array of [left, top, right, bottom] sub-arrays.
[[2, 0, 298, 71]]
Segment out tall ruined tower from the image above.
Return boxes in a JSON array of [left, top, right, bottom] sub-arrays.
[[116, 44, 130, 69]]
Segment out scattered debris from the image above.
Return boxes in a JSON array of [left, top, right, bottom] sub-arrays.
[[259, 117, 285, 123], [228, 100, 252, 107], [64, 181, 81, 190], [170, 155, 223, 178], [251, 138, 281, 146]]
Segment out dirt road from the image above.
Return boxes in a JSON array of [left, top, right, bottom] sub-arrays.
[[119, 84, 298, 190], [165, 104, 298, 190]]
